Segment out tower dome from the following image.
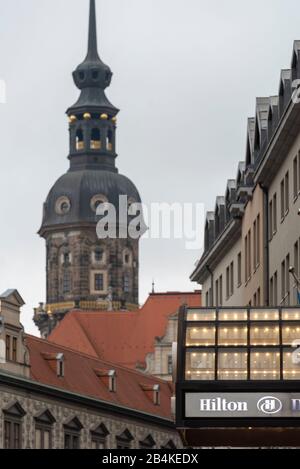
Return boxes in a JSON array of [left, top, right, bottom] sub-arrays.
[[40, 170, 141, 233], [34, 0, 142, 337]]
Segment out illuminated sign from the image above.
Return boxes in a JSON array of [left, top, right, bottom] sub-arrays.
[[185, 393, 300, 418]]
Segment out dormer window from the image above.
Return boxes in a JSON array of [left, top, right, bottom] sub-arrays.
[[94, 369, 117, 392], [92, 70, 99, 80], [109, 370, 117, 392], [79, 71, 85, 81], [153, 384, 160, 405], [56, 353, 64, 377], [41, 352, 65, 377], [140, 383, 160, 405]]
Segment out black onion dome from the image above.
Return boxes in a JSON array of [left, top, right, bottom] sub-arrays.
[[67, 0, 118, 116], [39, 170, 141, 233]]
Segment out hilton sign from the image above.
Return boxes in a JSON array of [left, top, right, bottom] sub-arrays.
[[185, 393, 300, 418]]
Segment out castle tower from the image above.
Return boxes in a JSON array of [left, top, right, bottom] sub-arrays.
[[34, 0, 141, 337]]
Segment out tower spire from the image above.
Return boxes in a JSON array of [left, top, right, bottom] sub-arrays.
[[67, 0, 119, 172], [87, 0, 99, 61]]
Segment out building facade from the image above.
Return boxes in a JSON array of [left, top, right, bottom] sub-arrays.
[[191, 42, 300, 309], [34, 0, 142, 338], [0, 290, 181, 449], [0, 375, 180, 450], [176, 304, 300, 447]]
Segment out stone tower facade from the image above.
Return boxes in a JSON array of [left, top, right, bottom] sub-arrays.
[[34, 0, 142, 337]]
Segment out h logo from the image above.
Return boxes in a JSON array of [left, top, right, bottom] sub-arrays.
[[257, 396, 282, 415]]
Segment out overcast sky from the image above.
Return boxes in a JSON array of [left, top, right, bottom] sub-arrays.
[[0, 0, 300, 334]]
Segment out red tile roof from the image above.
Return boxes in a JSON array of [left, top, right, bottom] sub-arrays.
[[26, 334, 174, 420], [49, 291, 201, 369]]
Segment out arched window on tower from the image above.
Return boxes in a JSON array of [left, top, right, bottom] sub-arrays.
[[123, 273, 130, 293], [63, 271, 71, 294], [90, 128, 101, 150], [106, 130, 113, 151], [123, 248, 132, 267], [76, 129, 84, 151], [93, 247, 105, 264]]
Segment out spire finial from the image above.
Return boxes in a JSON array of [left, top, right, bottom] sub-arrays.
[[87, 0, 99, 60], [152, 280, 155, 294]]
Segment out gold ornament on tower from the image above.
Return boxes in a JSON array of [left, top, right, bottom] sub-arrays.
[[69, 115, 77, 123], [83, 112, 92, 120], [100, 113, 108, 120]]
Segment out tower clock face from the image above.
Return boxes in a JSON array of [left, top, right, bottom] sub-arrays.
[[90, 194, 108, 212], [55, 196, 71, 215]]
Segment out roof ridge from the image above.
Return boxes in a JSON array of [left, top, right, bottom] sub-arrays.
[[70, 313, 100, 357], [74, 312, 135, 362], [26, 334, 168, 385], [48, 312, 99, 358]]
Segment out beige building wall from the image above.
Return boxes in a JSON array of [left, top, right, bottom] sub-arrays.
[[268, 133, 300, 307], [202, 238, 243, 307], [241, 185, 265, 306], [200, 185, 265, 309], [146, 314, 177, 382], [192, 42, 300, 311], [0, 290, 30, 378]]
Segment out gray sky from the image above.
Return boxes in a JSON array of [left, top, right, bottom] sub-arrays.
[[0, 0, 300, 335]]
